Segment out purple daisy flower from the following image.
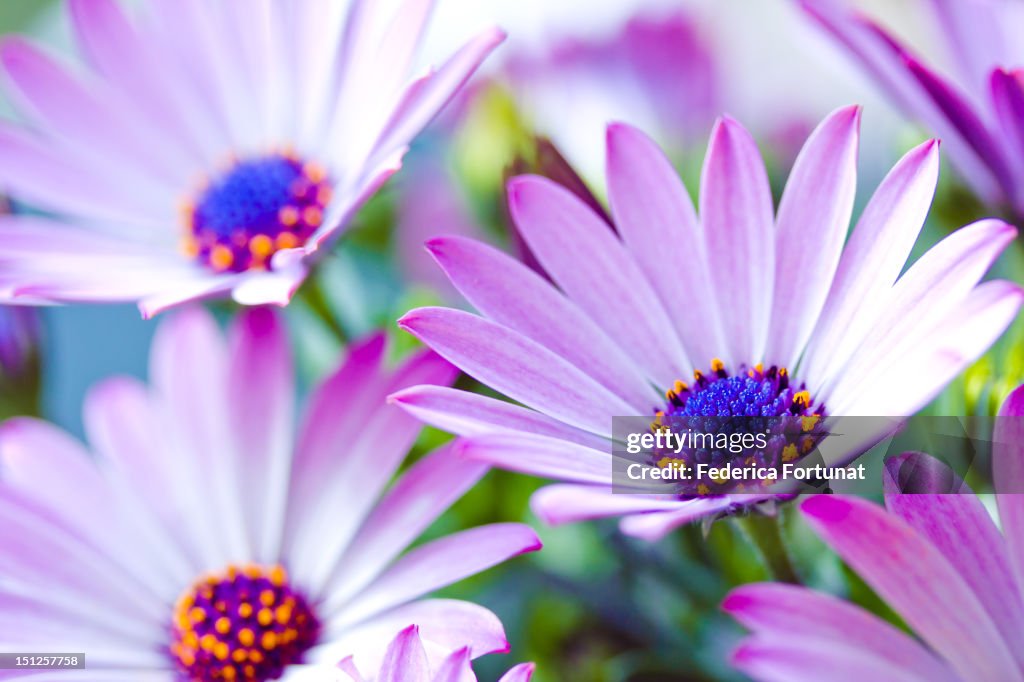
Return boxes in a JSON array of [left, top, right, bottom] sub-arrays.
[[390, 107, 1023, 540], [0, 0, 503, 317], [724, 383, 1024, 682], [801, 0, 1024, 216], [336, 625, 534, 682], [0, 306, 540, 681]]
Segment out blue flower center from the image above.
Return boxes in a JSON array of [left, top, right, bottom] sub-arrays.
[[171, 564, 320, 682], [653, 360, 823, 496], [680, 374, 795, 418], [184, 154, 332, 273], [662, 361, 814, 419]]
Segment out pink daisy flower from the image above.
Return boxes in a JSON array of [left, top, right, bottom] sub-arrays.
[[0, 0, 503, 317], [391, 107, 1022, 540], [0, 307, 540, 680]]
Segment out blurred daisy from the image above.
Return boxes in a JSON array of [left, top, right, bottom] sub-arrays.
[[336, 625, 534, 682], [802, 0, 1024, 217], [391, 107, 1022, 540], [501, 9, 717, 180], [0, 307, 540, 680], [0, 0, 503, 317], [724, 383, 1024, 682]]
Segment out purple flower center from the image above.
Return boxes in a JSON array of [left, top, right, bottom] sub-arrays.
[[654, 360, 824, 496], [184, 154, 332, 273], [170, 564, 320, 681]]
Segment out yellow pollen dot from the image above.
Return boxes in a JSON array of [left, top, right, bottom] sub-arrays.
[[200, 634, 217, 652], [276, 604, 293, 625], [801, 415, 820, 432], [779, 368, 788, 377], [215, 617, 231, 634], [302, 206, 323, 227], [238, 628, 255, 647], [210, 245, 234, 271], [304, 163, 327, 183], [181, 237, 199, 258], [279, 206, 300, 227], [270, 566, 287, 587], [693, 370, 704, 380], [238, 603, 253, 619], [249, 234, 274, 260], [261, 632, 278, 651], [223, 665, 237, 680], [674, 380, 687, 393], [189, 607, 206, 623], [260, 590, 276, 607], [276, 232, 299, 249], [793, 391, 811, 406], [214, 642, 230, 661], [782, 444, 799, 462], [665, 389, 677, 401], [711, 358, 725, 372], [257, 608, 273, 627], [250, 650, 265, 664]]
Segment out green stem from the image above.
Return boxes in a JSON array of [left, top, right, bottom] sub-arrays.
[[736, 513, 801, 584], [299, 275, 348, 344]]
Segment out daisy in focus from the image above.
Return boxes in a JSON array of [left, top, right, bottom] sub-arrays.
[[0, 307, 540, 681], [391, 106, 1023, 540], [725, 384, 1024, 682], [335, 625, 534, 682], [802, 0, 1024, 218], [0, 0, 503, 317]]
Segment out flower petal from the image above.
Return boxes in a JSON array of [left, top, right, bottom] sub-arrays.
[[617, 497, 739, 540], [882, 462, 1024, 668], [801, 495, 1020, 681], [388, 385, 609, 450], [378, 626, 431, 682], [699, 116, 775, 366], [321, 444, 488, 607], [330, 524, 540, 627], [433, 647, 475, 682], [800, 139, 939, 391], [995, 385, 1024, 596], [286, 345, 456, 595], [605, 122, 725, 365], [724, 583, 959, 681], [425, 235, 656, 410], [824, 219, 1016, 410], [731, 635, 933, 682], [498, 664, 536, 682], [459, 432, 612, 485], [507, 174, 689, 386], [766, 106, 860, 369], [399, 307, 635, 436], [226, 307, 295, 563], [530, 484, 688, 525]]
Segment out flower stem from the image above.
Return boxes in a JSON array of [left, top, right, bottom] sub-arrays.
[[736, 512, 801, 584], [298, 274, 348, 344]]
